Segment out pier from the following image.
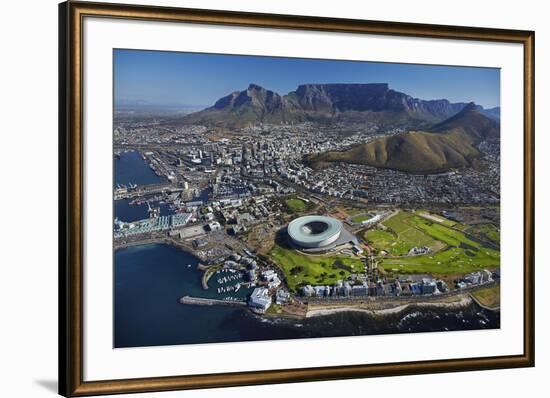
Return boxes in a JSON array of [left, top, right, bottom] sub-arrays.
[[179, 295, 247, 307], [114, 182, 180, 200]]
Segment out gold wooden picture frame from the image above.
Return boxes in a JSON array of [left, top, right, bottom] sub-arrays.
[[59, 1, 534, 396]]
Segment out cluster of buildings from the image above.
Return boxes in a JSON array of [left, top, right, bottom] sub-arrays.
[[456, 270, 494, 289], [248, 288, 272, 314], [115, 119, 395, 203], [288, 161, 500, 205], [408, 246, 431, 256], [114, 123, 209, 146], [115, 188, 285, 241], [115, 111, 499, 210], [297, 254, 446, 299], [113, 117, 501, 314], [247, 285, 291, 314], [215, 252, 289, 314], [114, 213, 194, 238], [246, 269, 288, 313], [300, 276, 448, 299]]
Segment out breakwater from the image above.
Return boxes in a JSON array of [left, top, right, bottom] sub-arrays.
[[115, 243, 500, 348], [179, 295, 247, 307]]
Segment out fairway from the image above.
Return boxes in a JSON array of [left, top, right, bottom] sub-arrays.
[[366, 211, 441, 256], [408, 216, 481, 248], [368, 210, 500, 276], [380, 246, 499, 275], [383, 211, 415, 233], [269, 244, 363, 292]]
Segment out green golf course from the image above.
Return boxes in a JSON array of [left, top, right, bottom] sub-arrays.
[[368, 210, 500, 276], [269, 243, 363, 291]]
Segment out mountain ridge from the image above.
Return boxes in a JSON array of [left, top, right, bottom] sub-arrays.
[[179, 83, 499, 128]]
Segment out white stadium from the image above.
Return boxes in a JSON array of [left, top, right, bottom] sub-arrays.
[[287, 215, 347, 250]]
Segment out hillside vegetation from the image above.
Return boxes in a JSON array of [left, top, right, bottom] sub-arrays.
[[308, 103, 500, 173]]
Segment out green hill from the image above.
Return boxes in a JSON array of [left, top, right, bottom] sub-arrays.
[[308, 103, 499, 174]]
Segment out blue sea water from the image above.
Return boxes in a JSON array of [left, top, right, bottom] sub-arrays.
[[113, 150, 499, 348], [114, 244, 500, 348], [114, 150, 162, 187], [113, 151, 211, 222]]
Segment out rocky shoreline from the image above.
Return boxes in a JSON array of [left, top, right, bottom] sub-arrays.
[[305, 295, 475, 318]]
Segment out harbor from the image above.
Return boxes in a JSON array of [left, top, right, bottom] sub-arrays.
[[111, 111, 502, 348], [115, 243, 500, 348]]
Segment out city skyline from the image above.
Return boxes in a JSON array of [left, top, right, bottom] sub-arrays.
[[114, 49, 500, 109], [113, 48, 501, 347]]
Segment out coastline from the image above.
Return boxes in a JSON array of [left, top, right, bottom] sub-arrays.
[[115, 239, 500, 321], [305, 295, 475, 318], [114, 236, 202, 259]]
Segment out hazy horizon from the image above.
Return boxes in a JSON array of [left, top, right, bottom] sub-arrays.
[[114, 49, 500, 109]]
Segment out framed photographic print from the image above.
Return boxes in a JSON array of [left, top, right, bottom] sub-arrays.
[[59, 1, 535, 396]]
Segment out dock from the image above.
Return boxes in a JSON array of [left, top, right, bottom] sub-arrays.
[[179, 295, 247, 307]]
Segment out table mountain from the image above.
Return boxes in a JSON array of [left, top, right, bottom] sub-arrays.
[[179, 83, 497, 128]]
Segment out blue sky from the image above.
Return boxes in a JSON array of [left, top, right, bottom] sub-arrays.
[[114, 49, 500, 109]]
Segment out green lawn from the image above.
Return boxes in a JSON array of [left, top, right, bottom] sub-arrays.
[[408, 216, 481, 249], [351, 213, 371, 223], [285, 198, 308, 213], [367, 211, 440, 256], [383, 211, 415, 233], [368, 210, 500, 276], [380, 246, 500, 275], [269, 244, 363, 291], [367, 230, 396, 250]]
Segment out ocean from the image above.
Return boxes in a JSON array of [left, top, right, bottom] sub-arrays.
[[114, 243, 499, 348]]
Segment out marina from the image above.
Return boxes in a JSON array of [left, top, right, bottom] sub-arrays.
[[111, 59, 502, 348], [209, 268, 253, 301], [114, 243, 500, 348]]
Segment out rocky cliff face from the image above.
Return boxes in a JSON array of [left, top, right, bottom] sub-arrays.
[[291, 83, 393, 112], [213, 84, 285, 113], [180, 83, 499, 128]]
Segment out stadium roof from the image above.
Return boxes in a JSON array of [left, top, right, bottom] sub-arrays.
[[288, 215, 342, 245]]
